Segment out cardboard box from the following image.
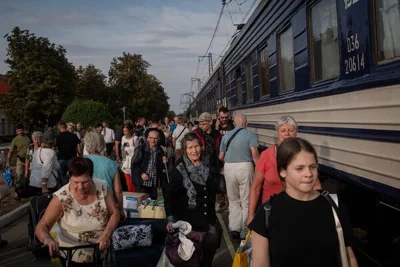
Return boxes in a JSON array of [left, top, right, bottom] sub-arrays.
[[138, 205, 166, 219], [123, 192, 148, 211], [124, 209, 140, 219]]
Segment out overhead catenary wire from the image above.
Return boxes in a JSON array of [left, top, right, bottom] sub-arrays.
[[198, 3, 225, 65], [226, 3, 236, 26]]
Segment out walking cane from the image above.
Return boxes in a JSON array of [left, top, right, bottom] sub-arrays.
[[161, 146, 170, 184]]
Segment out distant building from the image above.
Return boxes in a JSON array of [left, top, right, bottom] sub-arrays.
[[0, 74, 15, 137]]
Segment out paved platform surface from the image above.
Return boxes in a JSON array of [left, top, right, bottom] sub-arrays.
[[0, 208, 239, 266]]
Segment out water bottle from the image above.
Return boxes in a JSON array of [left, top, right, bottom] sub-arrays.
[[50, 223, 61, 264]]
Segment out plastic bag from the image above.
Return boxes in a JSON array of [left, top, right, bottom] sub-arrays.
[[3, 167, 13, 188], [0, 174, 11, 199], [232, 231, 252, 267]]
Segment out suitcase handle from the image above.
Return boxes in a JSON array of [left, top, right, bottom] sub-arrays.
[[58, 243, 101, 267]]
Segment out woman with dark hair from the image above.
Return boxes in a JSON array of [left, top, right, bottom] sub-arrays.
[[120, 122, 139, 192], [165, 133, 218, 267], [249, 138, 358, 267], [35, 157, 120, 266]]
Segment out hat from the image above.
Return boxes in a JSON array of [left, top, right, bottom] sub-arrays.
[[197, 112, 212, 122], [42, 131, 54, 144]]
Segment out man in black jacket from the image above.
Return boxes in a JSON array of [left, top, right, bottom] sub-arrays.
[[131, 129, 168, 200]]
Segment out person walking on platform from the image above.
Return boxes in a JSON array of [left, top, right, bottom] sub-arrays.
[[213, 106, 235, 135], [248, 116, 322, 226], [6, 124, 31, 186], [249, 138, 358, 267], [55, 120, 81, 176], [101, 121, 115, 157], [165, 133, 218, 267], [219, 113, 259, 239], [193, 112, 221, 173], [120, 122, 139, 192], [172, 116, 189, 161], [131, 129, 168, 200]]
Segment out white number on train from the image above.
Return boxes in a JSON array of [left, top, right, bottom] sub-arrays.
[[345, 54, 365, 74], [344, 0, 359, 9], [347, 34, 359, 53]]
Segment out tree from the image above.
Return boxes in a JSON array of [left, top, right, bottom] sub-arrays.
[[0, 27, 76, 129], [62, 99, 112, 128], [74, 64, 107, 102], [166, 110, 176, 119], [108, 52, 169, 120]]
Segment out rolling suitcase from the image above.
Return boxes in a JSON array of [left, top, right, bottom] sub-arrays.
[[27, 193, 53, 256]]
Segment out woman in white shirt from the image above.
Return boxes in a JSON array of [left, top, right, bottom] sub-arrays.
[[29, 131, 60, 195], [121, 122, 139, 192]]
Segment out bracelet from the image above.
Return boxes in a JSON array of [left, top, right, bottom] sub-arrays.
[[42, 182, 47, 185], [42, 235, 52, 243]]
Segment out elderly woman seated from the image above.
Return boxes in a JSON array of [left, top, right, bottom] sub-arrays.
[[35, 157, 120, 266], [165, 133, 218, 267]]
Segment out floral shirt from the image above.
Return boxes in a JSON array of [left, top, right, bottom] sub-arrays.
[[54, 179, 109, 263]]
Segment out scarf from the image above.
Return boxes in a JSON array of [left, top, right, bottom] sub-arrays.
[[176, 155, 209, 209]]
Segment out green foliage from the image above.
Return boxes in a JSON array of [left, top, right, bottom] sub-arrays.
[[62, 99, 112, 128], [166, 110, 176, 119], [75, 64, 108, 101], [108, 52, 169, 120], [0, 27, 76, 129]]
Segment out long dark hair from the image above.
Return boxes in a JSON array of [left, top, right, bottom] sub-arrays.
[[276, 137, 318, 182]]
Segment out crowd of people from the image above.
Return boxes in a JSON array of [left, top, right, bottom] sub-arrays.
[[0, 107, 358, 266]]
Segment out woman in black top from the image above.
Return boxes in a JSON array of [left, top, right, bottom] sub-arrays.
[[249, 137, 358, 267], [165, 133, 218, 267]]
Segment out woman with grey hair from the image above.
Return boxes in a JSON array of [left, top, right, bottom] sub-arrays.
[[24, 131, 43, 179], [84, 130, 125, 220], [165, 133, 218, 266], [247, 115, 321, 225], [27, 131, 60, 195], [67, 122, 81, 139]]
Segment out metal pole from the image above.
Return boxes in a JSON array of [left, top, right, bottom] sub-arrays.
[[121, 107, 126, 122]]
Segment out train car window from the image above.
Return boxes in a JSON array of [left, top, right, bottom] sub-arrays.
[[309, 0, 340, 82], [245, 59, 254, 102], [259, 46, 270, 97], [236, 68, 243, 105], [374, 0, 400, 63], [278, 26, 295, 92]]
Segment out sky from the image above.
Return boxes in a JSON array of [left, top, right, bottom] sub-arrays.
[[0, 0, 258, 113]]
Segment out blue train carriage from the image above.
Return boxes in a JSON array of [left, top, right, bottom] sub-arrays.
[[220, 0, 399, 265]]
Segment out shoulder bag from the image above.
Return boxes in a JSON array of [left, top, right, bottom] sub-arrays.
[[217, 128, 244, 194], [321, 191, 350, 267]]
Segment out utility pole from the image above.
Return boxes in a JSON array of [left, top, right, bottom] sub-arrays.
[[191, 78, 201, 93], [198, 54, 213, 76]]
